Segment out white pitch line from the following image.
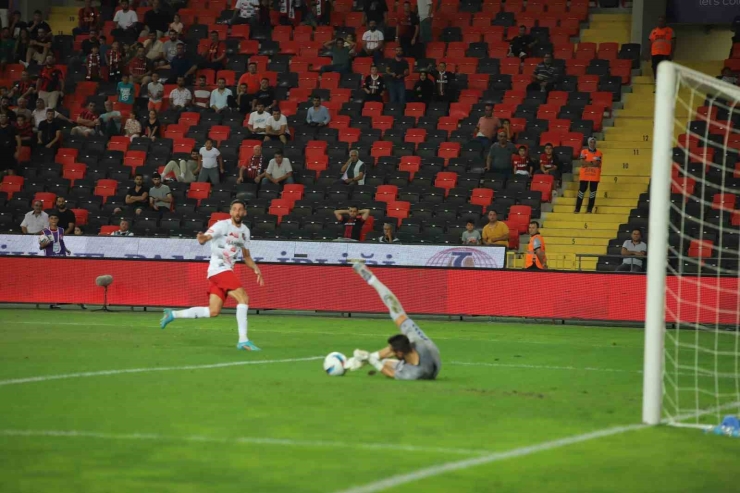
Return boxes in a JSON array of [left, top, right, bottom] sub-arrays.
[[0, 356, 323, 387], [0, 429, 489, 456], [332, 424, 648, 493]]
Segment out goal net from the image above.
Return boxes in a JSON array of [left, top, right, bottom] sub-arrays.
[[643, 62, 740, 428]]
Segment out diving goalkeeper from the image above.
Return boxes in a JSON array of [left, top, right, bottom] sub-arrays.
[[346, 261, 441, 380]]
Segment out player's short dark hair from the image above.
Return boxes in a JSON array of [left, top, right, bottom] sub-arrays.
[[488, 209, 497, 215], [388, 334, 412, 354], [48, 211, 59, 219], [530, 220, 540, 228], [632, 228, 642, 234], [466, 219, 475, 225], [349, 205, 359, 210], [134, 173, 143, 178], [231, 199, 247, 209]]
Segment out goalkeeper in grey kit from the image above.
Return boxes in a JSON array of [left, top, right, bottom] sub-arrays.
[[346, 262, 441, 380]]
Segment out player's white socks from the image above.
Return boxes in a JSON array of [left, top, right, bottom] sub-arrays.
[[368, 278, 406, 322], [236, 304, 249, 343], [173, 307, 211, 319]]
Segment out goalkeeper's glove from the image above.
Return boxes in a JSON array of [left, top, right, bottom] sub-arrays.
[[353, 349, 370, 361], [368, 351, 385, 372], [344, 357, 365, 371]]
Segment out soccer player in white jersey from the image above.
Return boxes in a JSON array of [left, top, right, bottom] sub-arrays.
[[160, 199, 264, 350]]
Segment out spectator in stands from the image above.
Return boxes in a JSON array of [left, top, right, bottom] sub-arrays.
[[14, 114, 32, 147], [32, 99, 72, 129], [112, 0, 139, 45], [71, 101, 99, 138], [21, 201, 49, 234], [147, 72, 164, 111], [265, 150, 294, 186], [192, 75, 211, 108], [379, 223, 399, 243], [81, 29, 100, 57], [9, 71, 36, 103], [306, 96, 331, 126], [525, 221, 547, 270], [128, 46, 152, 88], [334, 206, 370, 241], [474, 104, 500, 148], [363, 65, 385, 102], [200, 31, 227, 71], [162, 43, 197, 83], [239, 62, 261, 96], [251, 78, 276, 111], [28, 10, 52, 41], [143, 31, 165, 65], [486, 130, 517, 177], [320, 37, 352, 74], [719, 67, 738, 86], [535, 142, 560, 184], [247, 102, 269, 137], [116, 73, 135, 104], [386, 47, 409, 104], [107, 40, 125, 83], [363, 0, 388, 27], [429, 62, 456, 102], [74, 226, 85, 236], [0, 28, 15, 72], [36, 56, 64, 110], [98, 100, 123, 138], [53, 196, 76, 234], [9, 11, 25, 39], [500, 118, 516, 142], [236, 83, 252, 114], [530, 53, 559, 93], [119, 173, 149, 215], [302, 2, 320, 27], [360, 20, 384, 64], [124, 113, 142, 140], [512, 145, 533, 178], [210, 78, 232, 113], [163, 149, 199, 183], [0, 113, 19, 175], [237, 145, 266, 184], [396, 1, 419, 58], [14, 29, 31, 65], [37, 108, 62, 149], [649, 16, 674, 89], [74, 0, 101, 36], [24, 26, 52, 67], [616, 228, 647, 272], [161, 29, 183, 64], [14, 98, 32, 122], [169, 76, 192, 110], [143, 0, 171, 38], [0, 97, 16, 122], [112, 218, 134, 236], [482, 210, 509, 247], [508, 25, 535, 60], [149, 172, 172, 214], [264, 107, 290, 143], [85, 45, 103, 81], [255, 0, 272, 27], [412, 70, 434, 103], [144, 109, 160, 140], [196, 138, 224, 184], [461, 219, 481, 245], [231, 0, 261, 25], [340, 149, 366, 185], [574, 137, 602, 214], [169, 13, 184, 34]]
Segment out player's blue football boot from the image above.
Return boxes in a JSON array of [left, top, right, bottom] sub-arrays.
[[236, 341, 261, 351], [160, 309, 174, 329]]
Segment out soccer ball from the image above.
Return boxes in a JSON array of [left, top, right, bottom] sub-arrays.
[[323, 352, 346, 376]]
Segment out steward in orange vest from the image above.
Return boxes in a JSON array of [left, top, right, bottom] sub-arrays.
[[575, 137, 602, 214], [525, 220, 547, 270]]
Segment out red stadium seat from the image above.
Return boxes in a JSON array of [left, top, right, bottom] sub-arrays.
[[688, 239, 714, 258], [187, 182, 212, 203], [306, 155, 329, 178], [375, 185, 399, 203], [34, 192, 57, 209], [712, 193, 737, 211], [399, 156, 422, 179], [434, 171, 458, 196]]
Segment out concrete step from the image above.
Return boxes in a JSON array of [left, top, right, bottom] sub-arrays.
[[546, 245, 607, 255], [562, 189, 643, 199], [540, 228, 616, 238], [599, 140, 653, 149], [590, 13, 632, 23], [50, 6, 80, 15], [555, 197, 638, 207], [545, 236, 611, 246], [553, 204, 633, 215], [543, 219, 624, 230], [564, 178, 649, 188], [546, 211, 628, 221]]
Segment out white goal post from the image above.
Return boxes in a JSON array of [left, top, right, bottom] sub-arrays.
[[643, 61, 740, 427]]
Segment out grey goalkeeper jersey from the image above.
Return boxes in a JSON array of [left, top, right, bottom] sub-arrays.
[[394, 319, 441, 381]]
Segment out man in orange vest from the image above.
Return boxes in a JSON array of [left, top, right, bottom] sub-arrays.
[[575, 137, 602, 214], [649, 16, 675, 87], [524, 220, 547, 270]]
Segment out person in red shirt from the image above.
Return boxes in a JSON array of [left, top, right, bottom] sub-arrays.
[[334, 206, 371, 241], [85, 45, 102, 81], [512, 145, 533, 178], [127, 45, 152, 87], [237, 62, 261, 94], [237, 145, 267, 184], [395, 1, 420, 58], [535, 142, 561, 184], [13, 114, 34, 147], [199, 31, 227, 70], [9, 71, 36, 102], [36, 56, 65, 110], [71, 101, 99, 138], [107, 40, 125, 83], [74, 0, 100, 36]]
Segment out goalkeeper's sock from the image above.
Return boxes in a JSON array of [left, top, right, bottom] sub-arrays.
[[370, 280, 406, 323], [236, 304, 248, 343], [173, 307, 210, 319]]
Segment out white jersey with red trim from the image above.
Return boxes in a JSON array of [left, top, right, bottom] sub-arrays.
[[206, 219, 251, 278]]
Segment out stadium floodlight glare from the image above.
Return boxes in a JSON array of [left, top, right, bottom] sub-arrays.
[[643, 62, 740, 428]]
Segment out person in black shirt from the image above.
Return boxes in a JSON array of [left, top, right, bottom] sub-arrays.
[[0, 97, 16, 122], [334, 206, 371, 241], [0, 113, 20, 175], [37, 109, 62, 149], [428, 61, 456, 102], [81, 29, 101, 57], [251, 78, 276, 111], [395, 2, 420, 58], [386, 46, 409, 104], [509, 25, 536, 60], [124, 174, 150, 216], [363, 0, 388, 26], [53, 196, 76, 234], [363, 65, 386, 102], [28, 10, 52, 41], [413, 70, 434, 103], [143, 0, 172, 38]]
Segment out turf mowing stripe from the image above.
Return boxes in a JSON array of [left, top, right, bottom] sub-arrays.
[[332, 424, 648, 493], [449, 361, 639, 374], [0, 429, 489, 456], [0, 356, 323, 387]]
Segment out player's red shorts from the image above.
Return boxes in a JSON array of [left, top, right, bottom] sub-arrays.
[[208, 270, 243, 301]]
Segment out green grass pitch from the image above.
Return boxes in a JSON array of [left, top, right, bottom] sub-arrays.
[[0, 308, 738, 493]]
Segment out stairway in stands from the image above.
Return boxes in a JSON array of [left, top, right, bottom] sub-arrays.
[[48, 6, 80, 36]]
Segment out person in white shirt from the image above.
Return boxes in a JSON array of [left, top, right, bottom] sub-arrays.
[[160, 199, 264, 351], [196, 138, 224, 184], [360, 21, 384, 63], [265, 150, 294, 186], [112, 0, 138, 43], [264, 108, 289, 144], [169, 76, 192, 110], [340, 149, 366, 185], [231, 0, 260, 25], [210, 77, 233, 113], [31, 98, 69, 129], [247, 102, 269, 136], [616, 228, 648, 272], [147, 72, 164, 111], [21, 201, 49, 234]]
